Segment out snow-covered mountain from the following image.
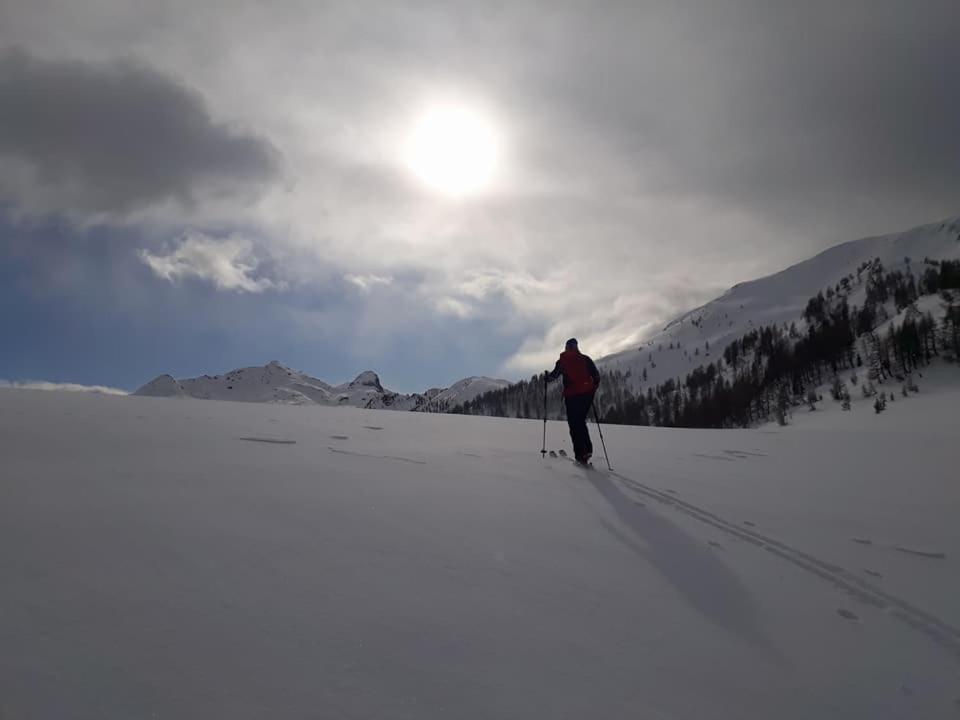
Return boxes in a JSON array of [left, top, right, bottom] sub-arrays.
[[134, 361, 509, 412], [597, 216, 960, 389], [418, 376, 511, 412]]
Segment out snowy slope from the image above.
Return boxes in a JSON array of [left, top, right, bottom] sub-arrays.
[[121, 373, 185, 397], [598, 216, 960, 390], [134, 361, 509, 413], [1, 386, 958, 718]]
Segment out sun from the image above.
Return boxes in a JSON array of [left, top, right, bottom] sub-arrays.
[[404, 103, 501, 197]]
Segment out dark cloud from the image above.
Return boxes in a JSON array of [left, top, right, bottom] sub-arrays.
[[0, 49, 281, 216]]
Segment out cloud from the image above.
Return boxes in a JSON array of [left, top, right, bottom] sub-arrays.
[[344, 273, 392, 292], [2, 2, 960, 384], [0, 48, 281, 218], [0, 380, 127, 395], [140, 231, 281, 293], [434, 297, 475, 319]]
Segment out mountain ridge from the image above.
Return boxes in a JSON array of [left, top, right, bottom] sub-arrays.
[[133, 361, 510, 412]]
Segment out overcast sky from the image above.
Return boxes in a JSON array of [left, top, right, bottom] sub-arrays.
[[2, 0, 958, 392]]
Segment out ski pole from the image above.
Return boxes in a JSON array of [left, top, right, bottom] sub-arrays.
[[540, 375, 548, 457], [592, 402, 612, 470]]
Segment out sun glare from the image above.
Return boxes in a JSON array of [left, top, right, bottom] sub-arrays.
[[404, 103, 501, 197]]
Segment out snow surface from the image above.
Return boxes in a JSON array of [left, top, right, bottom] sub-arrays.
[[134, 361, 509, 413], [2, 385, 959, 718], [599, 217, 960, 391]]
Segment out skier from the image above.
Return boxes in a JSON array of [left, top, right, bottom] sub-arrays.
[[545, 338, 600, 464]]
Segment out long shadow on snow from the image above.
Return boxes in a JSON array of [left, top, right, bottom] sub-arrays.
[[583, 469, 778, 657]]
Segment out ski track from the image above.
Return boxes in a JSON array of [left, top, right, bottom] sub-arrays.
[[576, 465, 960, 662]]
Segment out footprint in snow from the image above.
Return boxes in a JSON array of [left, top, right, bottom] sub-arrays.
[[329, 435, 349, 440], [363, 425, 384, 430], [328, 446, 425, 465], [851, 538, 873, 545], [708, 541, 723, 549], [238, 437, 296, 445], [864, 569, 883, 578], [723, 449, 768, 458], [743, 520, 756, 527], [837, 608, 860, 621]]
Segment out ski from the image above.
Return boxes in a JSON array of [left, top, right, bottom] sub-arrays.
[[545, 448, 597, 470]]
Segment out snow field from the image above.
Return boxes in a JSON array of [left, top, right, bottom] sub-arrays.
[[1, 387, 958, 718]]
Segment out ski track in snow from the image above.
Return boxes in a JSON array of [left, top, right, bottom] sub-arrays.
[[584, 465, 960, 661]]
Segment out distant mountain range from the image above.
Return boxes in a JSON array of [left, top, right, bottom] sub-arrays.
[[134, 360, 509, 412]]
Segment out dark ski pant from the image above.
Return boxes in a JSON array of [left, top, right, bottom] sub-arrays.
[[564, 392, 594, 460]]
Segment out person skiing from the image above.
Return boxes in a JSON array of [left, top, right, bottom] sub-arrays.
[[545, 338, 600, 464]]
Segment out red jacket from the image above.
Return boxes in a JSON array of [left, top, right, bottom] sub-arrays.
[[548, 350, 600, 397]]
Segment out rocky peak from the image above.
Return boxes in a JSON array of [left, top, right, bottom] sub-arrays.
[[349, 371, 384, 392]]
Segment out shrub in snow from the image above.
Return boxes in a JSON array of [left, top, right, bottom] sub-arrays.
[[874, 394, 887, 414], [862, 381, 877, 399], [841, 393, 852, 411], [806, 389, 818, 411], [830, 376, 845, 400], [775, 384, 791, 425]]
